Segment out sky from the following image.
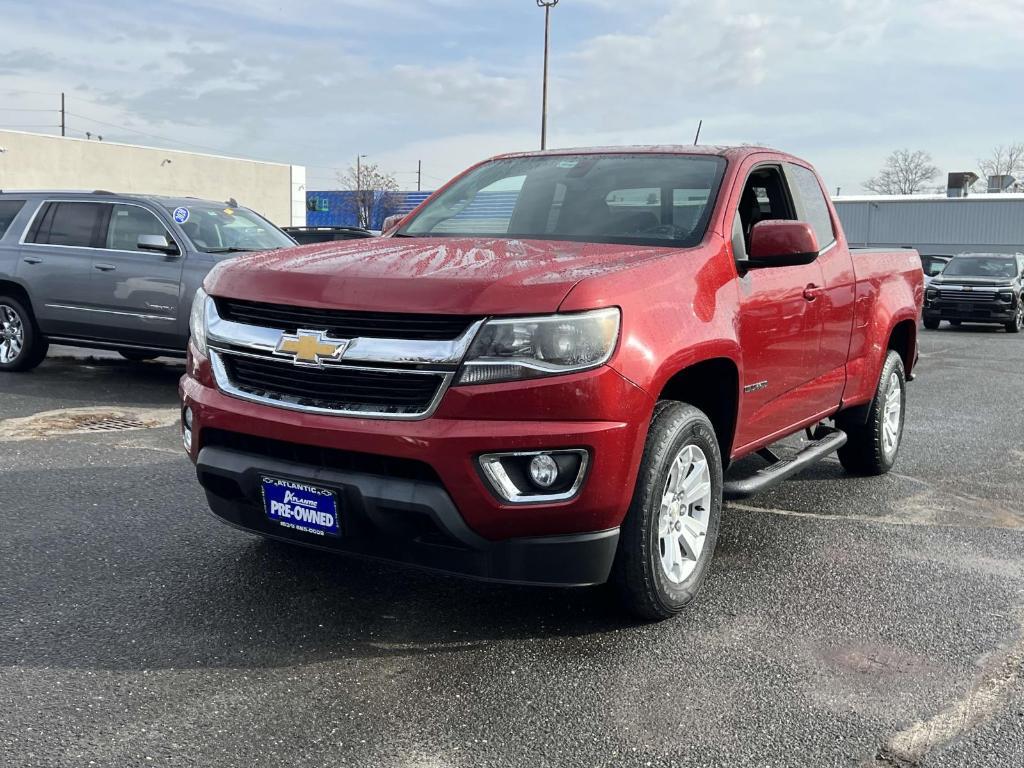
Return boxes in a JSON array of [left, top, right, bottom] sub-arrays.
[[1, 0, 1022, 193]]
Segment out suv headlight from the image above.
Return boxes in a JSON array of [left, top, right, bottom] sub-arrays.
[[189, 288, 209, 356], [998, 289, 1014, 302], [457, 308, 620, 385]]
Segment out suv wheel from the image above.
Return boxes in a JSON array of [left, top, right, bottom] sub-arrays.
[[0, 296, 48, 372], [837, 350, 906, 476], [612, 401, 723, 621], [923, 317, 940, 330], [1006, 303, 1023, 334]]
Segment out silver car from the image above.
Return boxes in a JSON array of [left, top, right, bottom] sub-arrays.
[[0, 191, 296, 371]]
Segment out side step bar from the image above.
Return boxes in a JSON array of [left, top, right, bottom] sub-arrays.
[[723, 429, 847, 501]]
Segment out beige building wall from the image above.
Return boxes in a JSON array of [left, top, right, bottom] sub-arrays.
[[0, 130, 304, 226]]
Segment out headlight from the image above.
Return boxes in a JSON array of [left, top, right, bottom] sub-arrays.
[[925, 288, 938, 300], [998, 290, 1014, 302], [457, 308, 620, 385], [189, 288, 209, 356]]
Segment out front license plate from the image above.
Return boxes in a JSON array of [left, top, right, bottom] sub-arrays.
[[261, 476, 340, 537]]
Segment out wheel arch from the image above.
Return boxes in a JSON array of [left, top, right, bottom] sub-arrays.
[[887, 317, 918, 377], [655, 357, 740, 466], [0, 278, 37, 326]]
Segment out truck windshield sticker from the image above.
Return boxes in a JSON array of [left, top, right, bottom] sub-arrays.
[[173, 207, 190, 224]]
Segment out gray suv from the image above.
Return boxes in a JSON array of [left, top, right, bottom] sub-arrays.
[[0, 191, 296, 371]]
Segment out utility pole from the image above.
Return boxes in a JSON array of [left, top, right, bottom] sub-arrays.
[[417, 160, 422, 192], [60, 92, 65, 137], [536, 0, 559, 150]]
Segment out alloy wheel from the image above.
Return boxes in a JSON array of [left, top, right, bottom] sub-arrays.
[[881, 371, 903, 457], [656, 444, 712, 584], [0, 304, 25, 364]]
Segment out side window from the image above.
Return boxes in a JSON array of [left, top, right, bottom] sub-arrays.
[[106, 204, 172, 252], [0, 200, 26, 239], [737, 166, 796, 251], [787, 164, 835, 249], [30, 202, 108, 247]]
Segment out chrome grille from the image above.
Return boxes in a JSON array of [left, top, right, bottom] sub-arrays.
[[204, 298, 482, 420]]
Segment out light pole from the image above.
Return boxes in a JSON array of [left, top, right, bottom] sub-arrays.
[[356, 154, 367, 192], [536, 0, 559, 150], [355, 154, 368, 228]]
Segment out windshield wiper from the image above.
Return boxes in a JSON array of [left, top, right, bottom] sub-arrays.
[[204, 247, 260, 253]]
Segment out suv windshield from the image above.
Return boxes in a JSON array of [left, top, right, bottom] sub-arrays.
[[162, 201, 295, 253], [942, 255, 1018, 279], [399, 153, 727, 247]]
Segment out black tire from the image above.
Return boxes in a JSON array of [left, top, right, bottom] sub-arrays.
[[923, 317, 940, 330], [837, 351, 906, 476], [1005, 303, 1023, 334], [612, 401, 723, 621], [0, 295, 48, 372], [119, 350, 160, 362]]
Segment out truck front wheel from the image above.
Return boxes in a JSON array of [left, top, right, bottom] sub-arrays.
[[1005, 304, 1023, 334], [837, 350, 906, 476], [923, 317, 940, 330], [612, 402, 723, 621]]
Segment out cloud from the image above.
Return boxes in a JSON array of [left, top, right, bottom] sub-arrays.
[[0, 0, 1022, 193]]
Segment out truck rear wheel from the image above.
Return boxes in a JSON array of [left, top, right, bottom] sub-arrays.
[[612, 401, 723, 621], [0, 295, 48, 373], [837, 351, 906, 476]]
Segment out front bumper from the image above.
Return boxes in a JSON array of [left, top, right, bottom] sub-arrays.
[[923, 300, 1016, 323], [180, 351, 652, 586]]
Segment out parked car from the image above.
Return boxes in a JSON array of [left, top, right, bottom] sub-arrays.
[[180, 146, 923, 619], [923, 252, 1024, 332], [919, 254, 951, 288], [282, 226, 377, 245], [0, 191, 296, 369]]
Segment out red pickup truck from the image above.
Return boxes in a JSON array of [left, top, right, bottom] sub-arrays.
[[180, 146, 922, 619]]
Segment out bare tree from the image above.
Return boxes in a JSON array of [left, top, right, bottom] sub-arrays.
[[863, 149, 939, 195], [978, 143, 1024, 183], [336, 162, 400, 228]]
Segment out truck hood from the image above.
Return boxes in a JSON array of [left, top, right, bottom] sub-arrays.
[[932, 276, 1016, 288], [205, 236, 670, 315]]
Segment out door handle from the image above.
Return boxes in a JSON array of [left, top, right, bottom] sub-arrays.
[[22, 256, 43, 265], [803, 284, 823, 302], [94, 263, 117, 272]]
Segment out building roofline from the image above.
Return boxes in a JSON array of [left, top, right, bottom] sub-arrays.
[[833, 193, 1024, 203]]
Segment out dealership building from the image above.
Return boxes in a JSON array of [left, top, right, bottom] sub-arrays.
[[833, 172, 1024, 256], [0, 129, 305, 226]]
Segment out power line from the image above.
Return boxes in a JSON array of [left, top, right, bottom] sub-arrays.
[[64, 110, 229, 155], [0, 108, 57, 113]]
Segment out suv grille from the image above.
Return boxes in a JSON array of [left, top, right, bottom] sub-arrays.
[[216, 298, 477, 341], [222, 356, 445, 416], [937, 287, 999, 302]]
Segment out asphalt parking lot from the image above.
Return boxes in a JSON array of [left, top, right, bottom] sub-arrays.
[[1, 329, 1022, 768]]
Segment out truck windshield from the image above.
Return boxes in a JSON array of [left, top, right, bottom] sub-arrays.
[[942, 256, 1017, 278], [162, 202, 295, 253], [399, 153, 726, 248]]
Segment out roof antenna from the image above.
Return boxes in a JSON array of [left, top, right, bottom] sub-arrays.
[[226, 197, 238, 207], [693, 119, 703, 146]]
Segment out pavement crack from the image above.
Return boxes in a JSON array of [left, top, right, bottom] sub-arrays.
[[874, 608, 1024, 765]]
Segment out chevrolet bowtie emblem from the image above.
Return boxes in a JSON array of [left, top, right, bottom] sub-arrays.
[[275, 330, 349, 367]]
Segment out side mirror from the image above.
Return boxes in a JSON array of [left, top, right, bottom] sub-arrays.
[[747, 220, 820, 267], [381, 214, 405, 234], [137, 234, 179, 255]]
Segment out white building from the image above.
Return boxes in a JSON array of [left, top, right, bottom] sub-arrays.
[[0, 130, 305, 226]]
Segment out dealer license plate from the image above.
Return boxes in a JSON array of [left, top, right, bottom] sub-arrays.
[[261, 476, 340, 537]]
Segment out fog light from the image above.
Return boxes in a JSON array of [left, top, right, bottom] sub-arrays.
[[478, 449, 589, 503], [529, 454, 559, 488], [182, 406, 193, 452]]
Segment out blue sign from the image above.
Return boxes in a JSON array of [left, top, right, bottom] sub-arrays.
[[173, 207, 190, 224], [261, 476, 339, 537]]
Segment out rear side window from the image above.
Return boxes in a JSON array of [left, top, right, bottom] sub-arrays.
[[0, 200, 26, 239], [30, 202, 108, 247], [106, 204, 172, 252], [787, 164, 835, 249]]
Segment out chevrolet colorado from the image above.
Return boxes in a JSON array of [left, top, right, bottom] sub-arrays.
[[180, 146, 923, 619]]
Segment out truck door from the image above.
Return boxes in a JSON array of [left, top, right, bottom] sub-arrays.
[[88, 202, 185, 349], [784, 163, 856, 414], [732, 164, 827, 449]]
